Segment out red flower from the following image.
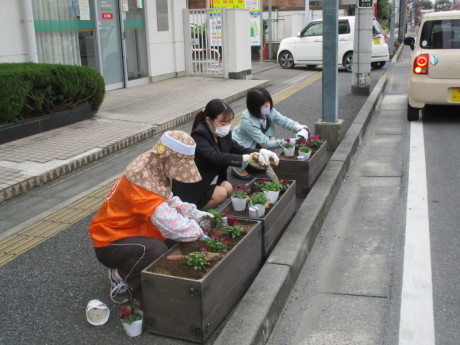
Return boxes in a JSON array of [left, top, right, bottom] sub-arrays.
[[285, 138, 290, 143], [199, 244, 208, 253], [210, 233, 220, 240], [221, 211, 228, 218], [227, 218, 239, 226], [221, 237, 229, 245]]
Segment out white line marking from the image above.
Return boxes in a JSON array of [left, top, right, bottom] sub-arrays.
[[399, 118, 435, 345]]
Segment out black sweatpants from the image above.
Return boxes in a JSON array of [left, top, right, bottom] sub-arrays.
[[95, 236, 168, 291]]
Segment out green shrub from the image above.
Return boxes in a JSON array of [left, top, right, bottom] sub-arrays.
[[0, 63, 105, 123]]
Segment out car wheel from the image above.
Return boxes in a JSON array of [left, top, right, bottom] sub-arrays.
[[306, 65, 317, 70], [371, 61, 386, 69], [278, 51, 295, 69], [407, 103, 420, 121], [343, 52, 353, 72]]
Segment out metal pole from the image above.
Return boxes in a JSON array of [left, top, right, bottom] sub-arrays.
[[398, 0, 407, 42], [268, 0, 272, 60], [260, 0, 263, 60], [388, 0, 396, 56], [322, 0, 338, 123]]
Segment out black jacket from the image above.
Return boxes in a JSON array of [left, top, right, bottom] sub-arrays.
[[172, 122, 256, 206]]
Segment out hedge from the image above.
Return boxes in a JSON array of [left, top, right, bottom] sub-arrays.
[[0, 63, 105, 123]]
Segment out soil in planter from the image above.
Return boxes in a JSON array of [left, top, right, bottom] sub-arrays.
[[149, 223, 254, 280]]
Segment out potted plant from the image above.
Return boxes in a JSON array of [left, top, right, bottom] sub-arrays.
[[248, 192, 269, 217], [298, 145, 311, 160], [231, 185, 248, 211], [260, 177, 282, 204], [120, 299, 143, 337], [281, 138, 295, 157]]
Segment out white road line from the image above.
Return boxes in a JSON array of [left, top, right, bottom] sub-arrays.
[[399, 118, 435, 345]]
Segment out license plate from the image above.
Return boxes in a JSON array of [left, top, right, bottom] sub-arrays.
[[372, 38, 381, 45], [452, 88, 460, 102]]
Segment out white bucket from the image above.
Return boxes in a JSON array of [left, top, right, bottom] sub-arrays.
[[86, 299, 110, 326]]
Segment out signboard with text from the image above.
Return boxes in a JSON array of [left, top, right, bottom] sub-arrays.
[[207, 0, 261, 46], [357, 0, 373, 8]]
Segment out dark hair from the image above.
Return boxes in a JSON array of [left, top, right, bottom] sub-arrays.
[[246, 87, 273, 119], [192, 99, 235, 130]]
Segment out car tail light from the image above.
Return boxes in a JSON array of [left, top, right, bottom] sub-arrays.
[[413, 54, 429, 74]]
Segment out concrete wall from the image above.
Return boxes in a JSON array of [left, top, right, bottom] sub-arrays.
[[147, 0, 187, 81], [0, 0, 28, 62]]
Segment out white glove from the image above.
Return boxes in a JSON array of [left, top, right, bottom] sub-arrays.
[[259, 149, 279, 166], [193, 210, 214, 230], [193, 210, 214, 222], [295, 123, 309, 131]]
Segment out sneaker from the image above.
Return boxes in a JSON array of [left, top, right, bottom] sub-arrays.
[[108, 268, 133, 304]]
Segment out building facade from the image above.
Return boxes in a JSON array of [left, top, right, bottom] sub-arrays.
[[0, 0, 188, 90]]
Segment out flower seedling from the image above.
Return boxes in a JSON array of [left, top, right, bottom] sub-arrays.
[[298, 145, 311, 153], [280, 178, 291, 192], [204, 237, 228, 253], [281, 138, 295, 148], [225, 225, 246, 239], [249, 192, 269, 206], [120, 299, 143, 324], [232, 185, 249, 199], [186, 252, 209, 271], [261, 177, 283, 192]]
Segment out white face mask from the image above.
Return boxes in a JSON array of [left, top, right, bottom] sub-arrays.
[[208, 119, 231, 138], [214, 124, 231, 137]]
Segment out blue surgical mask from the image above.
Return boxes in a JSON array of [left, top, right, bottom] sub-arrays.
[[261, 107, 271, 117]]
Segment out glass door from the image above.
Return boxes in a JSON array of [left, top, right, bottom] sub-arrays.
[[122, 0, 149, 86], [96, 0, 124, 90]]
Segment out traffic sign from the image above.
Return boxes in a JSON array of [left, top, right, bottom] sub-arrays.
[[357, 0, 373, 8]]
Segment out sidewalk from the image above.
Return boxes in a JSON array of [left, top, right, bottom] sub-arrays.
[[0, 73, 270, 204]]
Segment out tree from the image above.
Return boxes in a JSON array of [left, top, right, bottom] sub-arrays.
[[377, 0, 391, 22]]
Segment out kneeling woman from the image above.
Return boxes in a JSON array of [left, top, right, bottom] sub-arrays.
[[173, 99, 278, 210]]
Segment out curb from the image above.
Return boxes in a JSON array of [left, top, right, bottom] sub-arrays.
[[213, 45, 405, 345], [0, 81, 269, 204]]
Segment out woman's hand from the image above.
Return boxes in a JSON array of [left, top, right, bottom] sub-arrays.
[[259, 149, 279, 166]]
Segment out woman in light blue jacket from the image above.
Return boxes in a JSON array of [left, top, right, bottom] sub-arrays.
[[231, 87, 309, 180]]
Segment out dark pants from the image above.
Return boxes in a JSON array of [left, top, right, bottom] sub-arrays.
[[95, 236, 168, 291]]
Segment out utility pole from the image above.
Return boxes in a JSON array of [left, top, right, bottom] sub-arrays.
[[268, 0, 272, 60], [315, 0, 343, 151], [388, 0, 397, 56], [304, 0, 311, 26], [351, 1, 373, 96], [398, 0, 407, 42]]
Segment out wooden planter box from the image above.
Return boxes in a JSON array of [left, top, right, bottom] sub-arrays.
[[221, 179, 296, 258], [141, 219, 263, 343], [272, 141, 328, 198]]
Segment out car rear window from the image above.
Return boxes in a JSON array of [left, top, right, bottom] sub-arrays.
[[420, 19, 460, 49]]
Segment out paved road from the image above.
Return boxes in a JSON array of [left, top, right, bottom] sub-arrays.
[[267, 47, 460, 345], [0, 62, 388, 345]]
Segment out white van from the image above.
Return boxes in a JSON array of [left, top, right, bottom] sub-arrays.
[[277, 16, 389, 71]]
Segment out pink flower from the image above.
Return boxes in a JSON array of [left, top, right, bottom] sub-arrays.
[[199, 244, 208, 253], [210, 233, 220, 240], [221, 237, 229, 245]]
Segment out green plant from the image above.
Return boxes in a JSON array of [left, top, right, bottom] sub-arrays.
[[204, 237, 228, 253], [120, 299, 143, 324], [281, 138, 294, 149], [249, 192, 268, 205], [232, 185, 248, 199], [186, 252, 209, 271], [207, 209, 222, 224], [308, 139, 324, 150], [225, 225, 246, 239], [261, 177, 282, 192], [298, 145, 311, 153], [0, 63, 105, 123]]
